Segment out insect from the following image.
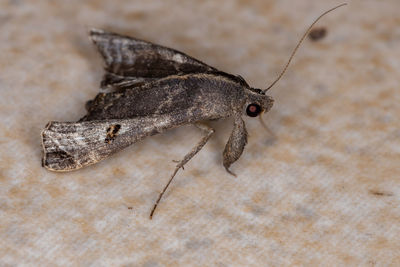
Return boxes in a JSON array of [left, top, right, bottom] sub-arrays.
[[41, 4, 346, 218]]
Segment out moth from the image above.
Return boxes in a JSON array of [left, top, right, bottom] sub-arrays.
[[41, 4, 345, 218]]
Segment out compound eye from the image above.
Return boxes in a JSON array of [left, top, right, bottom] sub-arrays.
[[246, 103, 261, 117]]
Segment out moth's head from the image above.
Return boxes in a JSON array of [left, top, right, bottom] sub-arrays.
[[243, 87, 274, 118]]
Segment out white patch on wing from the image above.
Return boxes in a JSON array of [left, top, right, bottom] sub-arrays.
[[121, 38, 136, 65], [172, 53, 185, 63]]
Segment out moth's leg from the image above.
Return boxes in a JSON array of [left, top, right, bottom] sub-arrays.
[[223, 115, 248, 176], [150, 122, 214, 219]]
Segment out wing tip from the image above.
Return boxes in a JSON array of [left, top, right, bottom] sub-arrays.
[[41, 122, 82, 172], [90, 28, 105, 34], [89, 28, 106, 36], [89, 28, 107, 43]]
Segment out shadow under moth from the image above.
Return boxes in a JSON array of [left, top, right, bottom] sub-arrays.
[[41, 5, 345, 218]]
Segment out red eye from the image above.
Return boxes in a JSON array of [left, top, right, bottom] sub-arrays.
[[246, 104, 261, 117]]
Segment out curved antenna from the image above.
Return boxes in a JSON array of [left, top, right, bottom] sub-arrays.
[[263, 3, 347, 92]]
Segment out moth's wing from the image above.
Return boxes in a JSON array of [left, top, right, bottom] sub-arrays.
[[82, 73, 247, 122], [100, 73, 155, 91], [42, 115, 184, 171], [90, 29, 218, 90]]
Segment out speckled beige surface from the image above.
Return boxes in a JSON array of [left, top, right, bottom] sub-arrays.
[[1, 0, 399, 266]]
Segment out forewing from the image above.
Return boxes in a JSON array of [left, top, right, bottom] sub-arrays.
[[42, 114, 186, 171], [90, 29, 218, 90], [81, 73, 243, 121]]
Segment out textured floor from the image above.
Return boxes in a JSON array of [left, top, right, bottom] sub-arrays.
[[1, 0, 399, 266]]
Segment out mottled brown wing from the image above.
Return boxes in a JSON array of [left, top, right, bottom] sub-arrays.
[[90, 29, 218, 90], [42, 114, 187, 171], [81, 73, 243, 122]]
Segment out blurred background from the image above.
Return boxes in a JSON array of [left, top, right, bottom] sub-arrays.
[[0, 0, 399, 265]]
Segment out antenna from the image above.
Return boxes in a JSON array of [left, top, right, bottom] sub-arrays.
[[263, 3, 347, 92]]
